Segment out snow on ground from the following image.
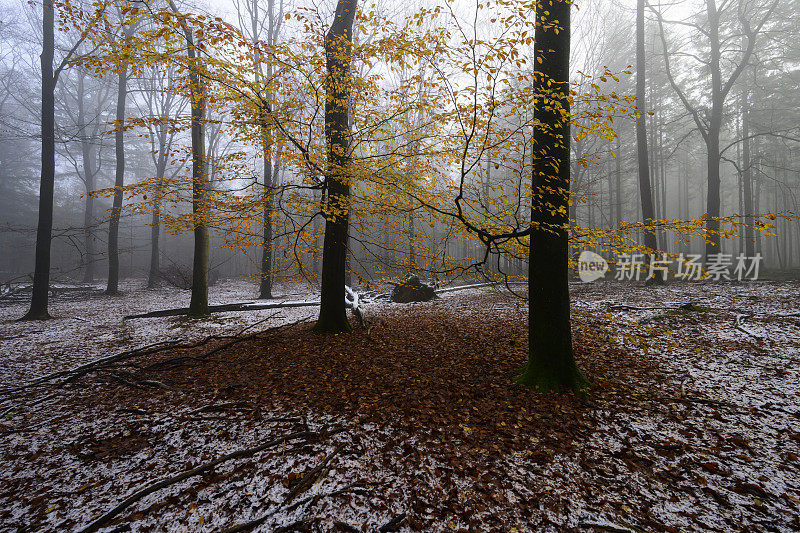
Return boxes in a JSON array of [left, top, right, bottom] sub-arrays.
[[1, 278, 799, 531], [0, 279, 325, 387]]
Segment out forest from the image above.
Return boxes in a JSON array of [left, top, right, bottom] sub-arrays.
[[0, 0, 798, 530]]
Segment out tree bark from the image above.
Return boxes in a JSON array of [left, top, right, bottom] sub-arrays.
[[741, 86, 754, 257], [255, 0, 279, 300], [516, 0, 586, 393], [314, 0, 357, 334], [78, 72, 98, 283], [148, 141, 167, 289], [635, 0, 658, 257], [23, 0, 56, 320], [167, 0, 210, 317], [615, 136, 622, 227], [106, 58, 128, 294], [186, 33, 209, 317], [76, 71, 98, 283]]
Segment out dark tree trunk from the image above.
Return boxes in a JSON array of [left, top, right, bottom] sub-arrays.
[[106, 59, 128, 295], [615, 136, 622, 227], [314, 0, 357, 334], [23, 0, 56, 320], [78, 73, 98, 283], [148, 148, 167, 289], [186, 35, 209, 317], [516, 0, 586, 393], [741, 88, 754, 257], [635, 0, 658, 257], [259, 144, 280, 300], [704, 0, 723, 259], [259, 141, 274, 299], [148, 200, 161, 288], [168, 0, 209, 316]]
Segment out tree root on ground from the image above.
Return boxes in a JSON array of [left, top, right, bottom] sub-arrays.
[[76, 428, 340, 533]]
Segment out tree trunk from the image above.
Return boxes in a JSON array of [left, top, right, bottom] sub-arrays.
[[76, 72, 98, 283], [516, 0, 586, 393], [106, 59, 128, 295], [741, 87, 754, 257], [615, 136, 622, 227], [148, 200, 161, 288], [314, 0, 357, 334], [256, 0, 279, 300], [167, 0, 210, 316], [22, 0, 56, 320], [704, 0, 723, 258], [186, 35, 209, 317], [148, 149, 166, 289], [635, 0, 658, 258], [259, 137, 274, 299]]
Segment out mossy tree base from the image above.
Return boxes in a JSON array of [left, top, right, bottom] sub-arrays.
[[515, 360, 589, 394], [312, 315, 351, 334]]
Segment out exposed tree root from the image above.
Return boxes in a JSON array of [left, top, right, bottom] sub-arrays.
[[76, 429, 334, 533]]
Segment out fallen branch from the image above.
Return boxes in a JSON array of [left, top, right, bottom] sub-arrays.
[[285, 482, 370, 511], [378, 513, 408, 532], [124, 300, 319, 319], [734, 314, 764, 340], [144, 316, 310, 371], [608, 301, 705, 312], [76, 430, 326, 533], [0, 314, 297, 414], [0, 339, 188, 397], [285, 444, 346, 502], [434, 281, 526, 295], [223, 481, 368, 533], [190, 401, 254, 414], [578, 520, 640, 533]]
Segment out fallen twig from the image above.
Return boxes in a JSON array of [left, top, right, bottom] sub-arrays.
[[734, 314, 764, 340], [285, 482, 370, 512], [285, 444, 346, 502], [124, 300, 319, 320], [378, 512, 408, 532]]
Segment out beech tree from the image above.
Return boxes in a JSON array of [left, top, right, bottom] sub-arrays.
[[166, 0, 211, 317], [106, 16, 137, 295], [515, 0, 587, 392], [313, 0, 358, 333], [22, 0, 102, 320], [651, 0, 778, 258], [635, 0, 658, 264]]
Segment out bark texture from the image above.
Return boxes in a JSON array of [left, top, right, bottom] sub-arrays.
[[23, 0, 56, 320], [516, 0, 587, 392], [314, 0, 357, 334], [106, 58, 128, 295]]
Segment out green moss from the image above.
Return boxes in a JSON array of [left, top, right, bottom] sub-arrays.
[[312, 315, 351, 334], [514, 360, 590, 394]]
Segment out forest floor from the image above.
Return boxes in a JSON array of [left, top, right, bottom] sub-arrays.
[[1, 279, 799, 532]]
